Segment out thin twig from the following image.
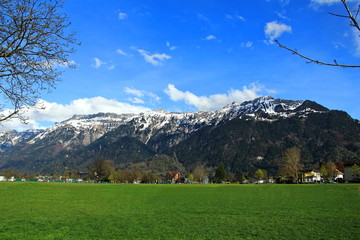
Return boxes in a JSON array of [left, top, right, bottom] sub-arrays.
[[341, 0, 360, 31], [0, 110, 19, 122], [275, 40, 360, 68], [276, 0, 360, 68]]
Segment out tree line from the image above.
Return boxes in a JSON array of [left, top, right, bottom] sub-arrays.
[[1, 147, 359, 183]]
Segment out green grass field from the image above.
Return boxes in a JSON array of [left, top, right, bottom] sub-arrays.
[[0, 183, 359, 240]]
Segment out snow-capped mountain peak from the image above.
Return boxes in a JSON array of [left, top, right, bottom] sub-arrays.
[[0, 97, 328, 149]]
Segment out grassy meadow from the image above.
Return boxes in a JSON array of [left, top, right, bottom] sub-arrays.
[[0, 183, 359, 240]]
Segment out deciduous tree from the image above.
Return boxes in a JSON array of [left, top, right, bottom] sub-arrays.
[[279, 147, 303, 183], [108, 170, 121, 183], [89, 159, 115, 182], [319, 164, 328, 181], [1, 168, 21, 180], [254, 169, 267, 180], [0, 0, 78, 122], [326, 161, 337, 181], [192, 164, 207, 183], [350, 163, 360, 181]]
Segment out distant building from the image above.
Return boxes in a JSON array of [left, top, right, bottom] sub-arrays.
[[344, 166, 360, 182], [334, 169, 344, 181], [167, 172, 181, 183], [303, 170, 321, 183]]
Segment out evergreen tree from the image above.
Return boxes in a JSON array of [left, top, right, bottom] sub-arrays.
[[214, 163, 227, 183]]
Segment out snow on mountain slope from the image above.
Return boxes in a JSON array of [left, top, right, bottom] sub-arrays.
[[0, 129, 44, 150], [1, 97, 327, 149]]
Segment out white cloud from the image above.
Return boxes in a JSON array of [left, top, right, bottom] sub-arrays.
[[276, 12, 289, 20], [107, 64, 115, 70], [91, 58, 115, 70], [310, 0, 357, 9], [124, 87, 144, 98], [205, 35, 217, 40], [116, 49, 129, 56], [166, 42, 177, 51], [91, 58, 106, 69], [164, 83, 270, 111], [332, 41, 346, 49], [197, 13, 209, 21], [124, 87, 161, 104], [127, 97, 145, 104], [241, 41, 253, 48], [118, 12, 128, 20], [226, 14, 245, 21], [54, 60, 76, 68], [0, 97, 151, 131], [135, 48, 171, 66], [279, 0, 290, 6], [264, 21, 292, 44]]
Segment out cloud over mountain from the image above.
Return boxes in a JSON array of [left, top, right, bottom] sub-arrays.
[[164, 83, 265, 111], [0, 97, 151, 131]]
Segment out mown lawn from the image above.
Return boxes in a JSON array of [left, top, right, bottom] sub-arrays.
[[0, 183, 359, 240]]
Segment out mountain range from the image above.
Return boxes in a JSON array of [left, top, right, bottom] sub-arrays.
[[1, 96, 359, 175]]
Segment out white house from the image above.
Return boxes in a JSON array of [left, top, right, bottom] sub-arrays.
[[303, 170, 321, 183], [0, 176, 14, 181], [334, 169, 344, 181]]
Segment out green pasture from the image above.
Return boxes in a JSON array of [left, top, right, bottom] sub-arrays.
[[0, 183, 359, 240]]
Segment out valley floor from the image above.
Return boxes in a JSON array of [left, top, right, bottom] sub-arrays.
[[0, 183, 359, 240]]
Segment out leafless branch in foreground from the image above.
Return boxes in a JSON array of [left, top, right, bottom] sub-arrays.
[[276, 0, 360, 68], [0, 0, 79, 123]]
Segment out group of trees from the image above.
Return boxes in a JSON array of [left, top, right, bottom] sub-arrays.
[[86, 160, 160, 183], [2, 150, 359, 183], [84, 160, 252, 184], [189, 163, 258, 184]]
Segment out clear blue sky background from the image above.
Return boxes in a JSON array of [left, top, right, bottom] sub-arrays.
[[3, 0, 360, 130]]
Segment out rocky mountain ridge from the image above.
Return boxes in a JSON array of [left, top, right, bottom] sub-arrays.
[[1, 96, 358, 175], [0, 96, 325, 150]]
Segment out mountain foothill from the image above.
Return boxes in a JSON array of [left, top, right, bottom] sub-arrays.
[[0, 96, 359, 177]]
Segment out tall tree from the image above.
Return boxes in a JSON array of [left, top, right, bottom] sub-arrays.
[[0, 0, 78, 122], [279, 147, 303, 183], [1, 168, 21, 180], [192, 164, 207, 183], [214, 163, 227, 183], [108, 170, 121, 183], [326, 161, 337, 181], [89, 159, 115, 182], [130, 166, 142, 183], [349, 163, 360, 181], [254, 169, 267, 180], [319, 164, 328, 181]]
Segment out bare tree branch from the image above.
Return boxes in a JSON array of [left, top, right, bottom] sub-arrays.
[[275, 40, 360, 68], [340, 0, 360, 31], [0, 0, 79, 123], [0, 109, 19, 122], [276, 0, 360, 68]]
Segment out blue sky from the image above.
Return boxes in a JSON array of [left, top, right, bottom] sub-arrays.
[[3, 0, 360, 130]]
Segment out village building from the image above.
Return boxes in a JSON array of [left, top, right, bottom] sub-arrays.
[[303, 170, 321, 183], [344, 165, 360, 182]]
